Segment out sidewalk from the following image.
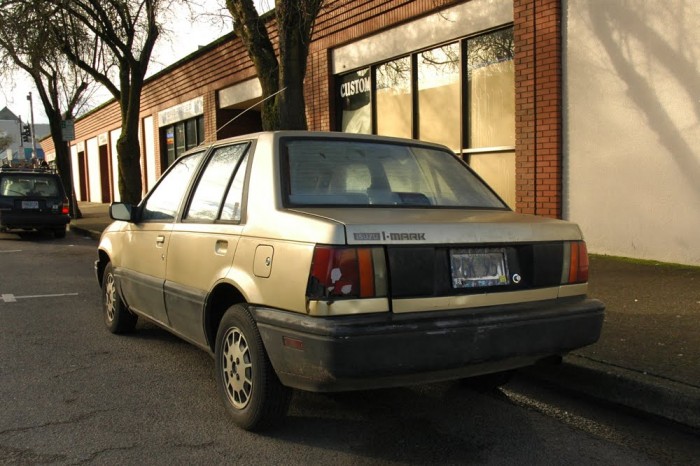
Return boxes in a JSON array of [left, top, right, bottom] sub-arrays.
[[525, 256, 700, 430], [70, 202, 700, 430]]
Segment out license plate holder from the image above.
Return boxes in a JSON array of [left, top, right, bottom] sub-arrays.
[[21, 200, 39, 210], [450, 248, 510, 289]]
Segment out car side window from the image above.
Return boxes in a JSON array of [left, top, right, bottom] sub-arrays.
[[185, 143, 249, 222], [141, 151, 205, 221], [220, 153, 249, 222], [0, 177, 24, 196]]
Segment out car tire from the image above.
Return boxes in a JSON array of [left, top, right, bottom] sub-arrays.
[[215, 303, 291, 431], [102, 262, 137, 334], [54, 228, 66, 239]]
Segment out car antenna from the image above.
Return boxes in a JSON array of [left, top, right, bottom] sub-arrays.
[[199, 86, 288, 148]]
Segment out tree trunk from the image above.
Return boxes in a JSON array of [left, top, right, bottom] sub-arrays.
[[116, 132, 142, 205], [260, 74, 281, 131], [278, 31, 310, 130], [227, 0, 323, 130], [47, 114, 81, 218], [276, 0, 319, 130], [116, 69, 144, 205]]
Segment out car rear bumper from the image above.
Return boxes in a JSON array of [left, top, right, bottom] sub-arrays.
[[253, 296, 605, 392], [0, 211, 70, 230]]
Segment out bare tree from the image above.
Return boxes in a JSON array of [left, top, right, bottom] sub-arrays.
[[225, 0, 323, 130], [48, 0, 173, 204], [0, 0, 93, 216]]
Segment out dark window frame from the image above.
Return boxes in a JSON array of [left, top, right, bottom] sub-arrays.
[[160, 115, 206, 170], [333, 25, 515, 162]]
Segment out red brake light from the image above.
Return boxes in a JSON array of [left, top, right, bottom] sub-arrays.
[[61, 198, 70, 215], [308, 246, 382, 299]]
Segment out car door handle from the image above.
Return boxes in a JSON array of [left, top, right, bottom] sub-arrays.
[[215, 240, 228, 255], [156, 235, 165, 246]]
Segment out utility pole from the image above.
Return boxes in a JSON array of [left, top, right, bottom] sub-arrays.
[[18, 116, 23, 148], [27, 92, 37, 160]]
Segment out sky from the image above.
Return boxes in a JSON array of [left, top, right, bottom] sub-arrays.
[[0, 3, 233, 124]]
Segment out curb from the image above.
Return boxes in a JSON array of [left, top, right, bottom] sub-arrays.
[[520, 354, 700, 431], [68, 224, 102, 241]]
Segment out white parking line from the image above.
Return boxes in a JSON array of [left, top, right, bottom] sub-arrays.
[[1, 293, 79, 303]]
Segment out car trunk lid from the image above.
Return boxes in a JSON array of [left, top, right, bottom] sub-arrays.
[[289, 207, 582, 244], [294, 207, 587, 312]]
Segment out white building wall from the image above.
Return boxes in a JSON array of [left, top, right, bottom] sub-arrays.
[[70, 144, 81, 201], [86, 138, 102, 203], [143, 117, 157, 192], [564, 0, 700, 266], [0, 120, 21, 162], [110, 129, 121, 202]]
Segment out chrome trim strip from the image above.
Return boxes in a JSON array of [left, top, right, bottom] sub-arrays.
[[307, 297, 389, 316], [558, 283, 588, 297], [392, 288, 562, 314]]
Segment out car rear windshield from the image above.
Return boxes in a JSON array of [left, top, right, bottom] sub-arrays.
[[0, 175, 61, 197], [283, 139, 506, 209]]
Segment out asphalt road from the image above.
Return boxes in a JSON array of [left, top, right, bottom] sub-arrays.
[[1, 231, 698, 465]]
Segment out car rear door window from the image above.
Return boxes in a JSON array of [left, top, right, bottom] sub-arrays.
[[220, 153, 249, 222], [185, 143, 249, 222]]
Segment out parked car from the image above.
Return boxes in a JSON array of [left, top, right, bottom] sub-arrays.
[[0, 167, 70, 238], [95, 131, 604, 431]]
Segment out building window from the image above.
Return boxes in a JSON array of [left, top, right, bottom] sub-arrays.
[[185, 119, 198, 150], [335, 27, 515, 207], [161, 115, 205, 169], [376, 57, 412, 139], [175, 122, 186, 155], [165, 128, 176, 167], [466, 29, 515, 149], [465, 28, 515, 207], [337, 68, 371, 134], [418, 43, 461, 152]]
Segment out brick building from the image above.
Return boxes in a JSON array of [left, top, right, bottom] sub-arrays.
[[40, 0, 700, 266]]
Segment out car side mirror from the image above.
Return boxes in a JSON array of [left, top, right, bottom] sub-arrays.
[[110, 202, 135, 222]]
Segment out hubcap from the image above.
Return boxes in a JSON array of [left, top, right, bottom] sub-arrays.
[[221, 326, 253, 409], [105, 274, 116, 322]]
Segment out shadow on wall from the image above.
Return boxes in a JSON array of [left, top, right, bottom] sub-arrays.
[[589, 0, 700, 187]]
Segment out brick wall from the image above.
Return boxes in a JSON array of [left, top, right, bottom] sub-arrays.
[[514, 0, 563, 218]]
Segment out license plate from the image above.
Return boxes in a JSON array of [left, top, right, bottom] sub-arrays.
[[21, 201, 39, 210], [450, 248, 510, 288]]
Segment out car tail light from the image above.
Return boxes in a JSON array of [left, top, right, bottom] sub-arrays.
[[61, 198, 70, 215], [307, 246, 387, 299], [561, 240, 589, 284]]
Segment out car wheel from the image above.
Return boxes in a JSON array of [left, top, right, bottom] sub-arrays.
[[461, 370, 514, 392], [215, 304, 291, 431], [102, 262, 137, 334], [54, 228, 66, 239]]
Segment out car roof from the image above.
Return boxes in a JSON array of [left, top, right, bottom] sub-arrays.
[[0, 167, 58, 175], [179, 131, 451, 159]]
